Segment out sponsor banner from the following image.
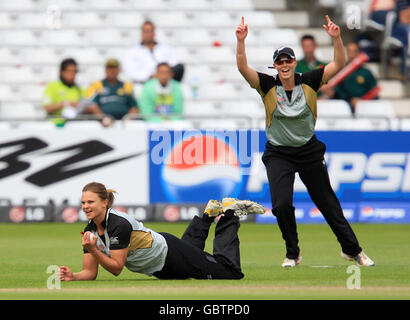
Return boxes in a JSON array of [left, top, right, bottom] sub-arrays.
[[0, 125, 149, 206], [255, 202, 357, 224], [154, 203, 255, 222], [358, 203, 410, 223], [55, 205, 154, 223], [0, 205, 54, 223], [149, 130, 410, 223]]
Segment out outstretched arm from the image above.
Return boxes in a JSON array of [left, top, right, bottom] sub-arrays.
[[236, 16, 259, 88], [322, 15, 346, 84]]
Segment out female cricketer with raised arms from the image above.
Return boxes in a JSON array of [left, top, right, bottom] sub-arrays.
[[236, 15, 375, 267], [59, 182, 264, 281]]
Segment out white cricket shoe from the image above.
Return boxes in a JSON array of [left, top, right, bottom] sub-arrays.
[[281, 255, 302, 268], [222, 197, 265, 218], [341, 250, 375, 266], [204, 200, 223, 218]]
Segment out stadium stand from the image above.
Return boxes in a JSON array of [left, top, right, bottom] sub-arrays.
[[0, 0, 408, 130]]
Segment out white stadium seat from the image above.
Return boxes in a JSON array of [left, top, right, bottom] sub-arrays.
[[217, 0, 254, 10], [0, 84, 18, 101], [63, 48, 106, 65], [147, 12, 193, 28], [0, 48, 21, 65], [23, 48, 61, 65], [173, 29, 214, 46], [62, 12, 107, 29], [240, 11, 276, 28], [258, 29, 299, 48], [0, 102, 42, 119], [87, 29, 132, 47], [1, 66, 37, 84], [1, 30, 40, 46], [317, 100, 353, 118], [316, 118, 390, 131], [16, 13, 49, 29], [197, 47, 235, 64], [400, 119, 410, 130], [130, 0, 171, 10], [87, 0, 128, 10], [107, 12, 144, 28], [378, 80, 405, 99], [184, 101, 219, 116], [355, 100, 396, 118], [221, 100, 265, 117], [20, 84, 46, 101], [194, 12, 237, 29], [213, 29, 260, 46], [0, 13, 17, 28], [173, 0, 214, 10], [42, 30, 84, 46], [197, 83, 239, 100], [0, 0, 45, 11]]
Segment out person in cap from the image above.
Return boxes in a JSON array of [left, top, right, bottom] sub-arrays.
[[84, 58, 139, 121], [235, 15, 375, 268]]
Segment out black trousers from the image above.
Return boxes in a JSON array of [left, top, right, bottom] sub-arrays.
[[262, 135, 362, 260], [153, 214, 244, 280]]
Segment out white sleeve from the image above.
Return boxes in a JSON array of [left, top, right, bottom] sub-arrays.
[[122, 47, 154, 83], [155, 44, 180, 66]]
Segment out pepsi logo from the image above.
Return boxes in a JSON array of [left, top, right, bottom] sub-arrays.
[[161, 135, 242, 202], [62, 207, 79, 223], [9, 206, 26, 223]]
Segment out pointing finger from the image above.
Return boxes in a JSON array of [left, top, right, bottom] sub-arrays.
[[241, 16, 244, 25], [325, 15, 331, 24]]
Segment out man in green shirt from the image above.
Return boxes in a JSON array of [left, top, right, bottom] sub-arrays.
[[139, 62, 184, 122], [295, 35, 326, 74], [320, 42, 378, 113], [42, 58, 85, 119], [85, 58, 139, 120]]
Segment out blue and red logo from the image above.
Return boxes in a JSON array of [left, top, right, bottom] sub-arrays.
[[150, 132, 243, 203]]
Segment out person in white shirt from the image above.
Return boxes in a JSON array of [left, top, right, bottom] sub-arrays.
[[123, 20, 184, 83]]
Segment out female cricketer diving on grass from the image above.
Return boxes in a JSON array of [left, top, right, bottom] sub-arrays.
[[236, 15, 375, 268], [59, 182, 265, 281]]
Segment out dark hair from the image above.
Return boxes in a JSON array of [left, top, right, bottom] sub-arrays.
[[142, 20, 155, 29], [82, 182, 117, 208], [301, 35, 316, 43], [60, 58, 78, 72], [157, 62, 171, 69]]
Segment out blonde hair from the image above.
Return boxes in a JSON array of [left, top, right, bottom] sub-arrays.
[[82, 182, 117, 207]]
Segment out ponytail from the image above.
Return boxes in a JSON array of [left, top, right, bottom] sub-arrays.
[[82, 182, 118, 208], [106, 189, 117, 208]]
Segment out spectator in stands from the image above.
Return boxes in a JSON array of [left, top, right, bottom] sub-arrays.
[[123, 20, 184, 83], [85, 58, 139, 121], [295, 35, 326, 74], [320, 42, 378, 113], [41, 58, 85, 119], [392, 0, 410, 75], [139, 62, 184, 121], [369, 0, 396, 26]]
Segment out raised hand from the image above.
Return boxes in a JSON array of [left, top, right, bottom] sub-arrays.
[[322, 15, 340, 38], [236, 16, 248, 41]]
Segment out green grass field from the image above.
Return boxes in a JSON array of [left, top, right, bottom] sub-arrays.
[[0, 222, 409, 300]]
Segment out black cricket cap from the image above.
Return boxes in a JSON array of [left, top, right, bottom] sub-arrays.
[[272, 47, 296, 63]]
